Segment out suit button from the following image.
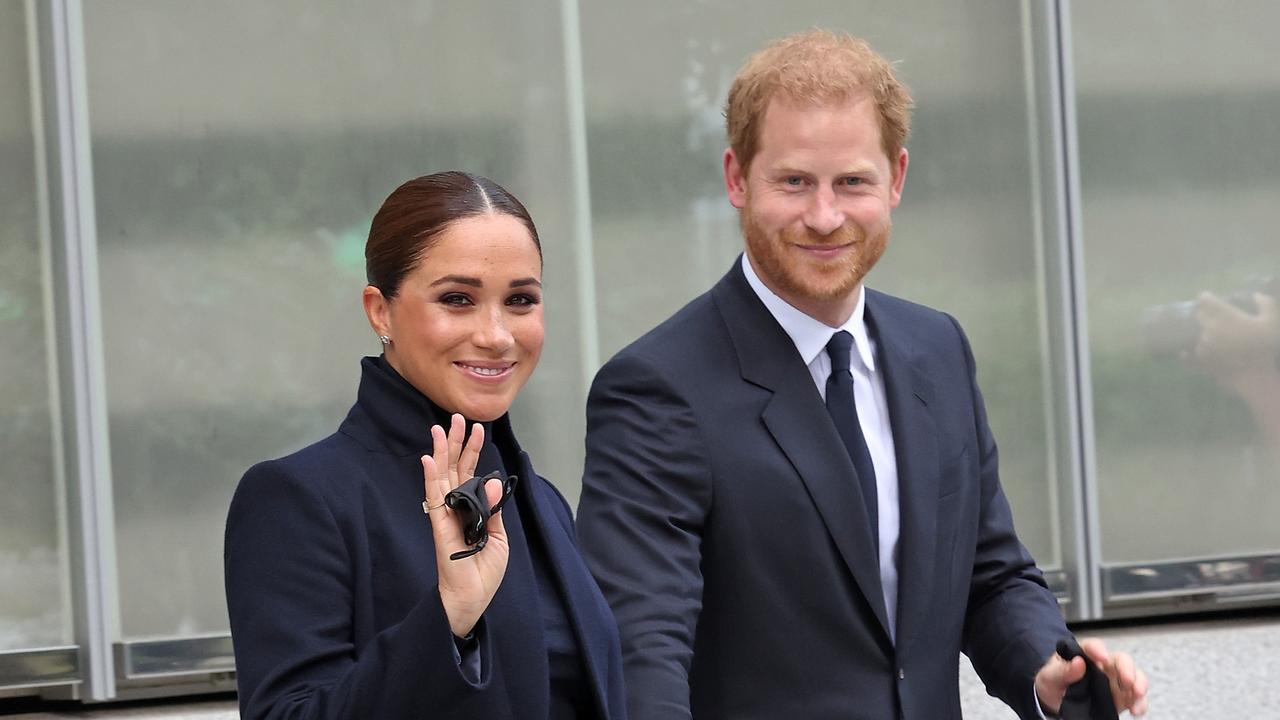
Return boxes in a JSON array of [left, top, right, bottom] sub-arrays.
[[898, 668, 905, 680]]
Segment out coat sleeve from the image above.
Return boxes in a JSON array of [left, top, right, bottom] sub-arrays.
[[576, 352, 712, 720], [949, 315, 1068, 720], [224, 460, 505, 720]]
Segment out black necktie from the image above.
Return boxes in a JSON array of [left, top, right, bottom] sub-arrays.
[[825, 330, 878, 546]]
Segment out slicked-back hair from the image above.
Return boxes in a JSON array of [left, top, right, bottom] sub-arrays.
[[365, 171, 541, 298]]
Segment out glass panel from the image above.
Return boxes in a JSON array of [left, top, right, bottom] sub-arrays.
[[1073, 2, 1280, 566], [81, 0, 583, 639], [580, 0, 1065, 566], [0, 0, 74, 652]]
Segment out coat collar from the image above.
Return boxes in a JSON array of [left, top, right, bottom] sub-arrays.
[[711, 258, 941, 650], [340, 355, 518, 459]]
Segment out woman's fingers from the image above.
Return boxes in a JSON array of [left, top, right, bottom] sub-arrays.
[[460, 422, 484, 481], [483, 477, 508, 538], [428, 416, 494, 540], [421, 454, 458, 554], [443, 413, 484, 487], [446, 413, 466, 483], [421, 454, 447, 519], [430, 424, 453, 500]]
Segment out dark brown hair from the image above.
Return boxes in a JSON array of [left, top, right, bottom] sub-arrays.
[[365, 171, 541, 298]]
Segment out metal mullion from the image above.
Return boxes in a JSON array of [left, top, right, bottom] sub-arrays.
[[25, 0, 77, 657], [42, 0, 119, 700], [559, 0, 600, 388], [1018, 0, 1095, 620], [1049, 0, 1104, 620], [1017, 0, 1071, 615]]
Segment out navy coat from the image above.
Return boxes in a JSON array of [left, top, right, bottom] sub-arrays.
[[577, 259, 1068, 719], [225, 357, 626, 719]]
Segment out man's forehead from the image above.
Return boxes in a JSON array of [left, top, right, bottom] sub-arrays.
[[756, 92, 880, 141], [753, 94, 887, 170]]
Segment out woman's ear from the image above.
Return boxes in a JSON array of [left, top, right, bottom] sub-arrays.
[[362, 285, 391, 339]]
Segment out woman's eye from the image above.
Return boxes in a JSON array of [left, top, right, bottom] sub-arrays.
[[439, 293, 472, 307], [507, 293, 542, 307]]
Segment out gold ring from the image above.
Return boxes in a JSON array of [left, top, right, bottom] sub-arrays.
[[423, 500, 444, 513]]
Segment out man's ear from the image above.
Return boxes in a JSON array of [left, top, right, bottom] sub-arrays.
[[362, 285, 391, 338], [724, 148, 748, 209], [889, 147, 908, 209]]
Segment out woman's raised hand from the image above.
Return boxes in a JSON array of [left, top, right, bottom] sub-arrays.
[[422, 414, 510, 638]]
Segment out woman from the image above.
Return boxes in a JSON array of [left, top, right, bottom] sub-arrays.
[[225, 171, 625, 719]]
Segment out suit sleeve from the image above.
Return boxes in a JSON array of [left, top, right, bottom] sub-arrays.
[[949, 315, 1069, 720], [576, 353, 712, 720], [224, 461, 503, 720]]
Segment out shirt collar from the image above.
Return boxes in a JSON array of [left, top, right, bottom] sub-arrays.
[[740, 253, 876, 373]]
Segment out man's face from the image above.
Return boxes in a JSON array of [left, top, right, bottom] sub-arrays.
[[724, 94, 907, 324]]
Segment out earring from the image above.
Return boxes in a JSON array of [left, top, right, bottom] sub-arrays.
[[378, 335, 390, 346]]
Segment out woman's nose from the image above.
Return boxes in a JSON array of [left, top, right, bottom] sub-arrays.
[[472, 309, 515, 352]]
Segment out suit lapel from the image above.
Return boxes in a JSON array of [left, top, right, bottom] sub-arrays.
[[761, 373, 891, 637], [865, 293, 940, 656], [713, 260, 890, 641]]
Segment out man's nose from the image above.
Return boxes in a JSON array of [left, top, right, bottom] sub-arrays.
[[804, 186, 845, 237]]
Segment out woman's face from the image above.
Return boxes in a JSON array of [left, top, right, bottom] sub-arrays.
[[368, 213, 544, 421]]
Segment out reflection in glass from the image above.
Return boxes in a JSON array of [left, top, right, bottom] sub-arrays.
[[0, 0, 73, 651], [1073, 1, 1280, 565]]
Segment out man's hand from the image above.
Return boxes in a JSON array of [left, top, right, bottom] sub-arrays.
[[1034, 637, 1148, 716]]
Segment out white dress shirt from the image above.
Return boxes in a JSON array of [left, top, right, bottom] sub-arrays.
[[741, 254, 901, 641]]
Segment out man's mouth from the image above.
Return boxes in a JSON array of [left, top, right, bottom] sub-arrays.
[[794, 242, 854, 258]]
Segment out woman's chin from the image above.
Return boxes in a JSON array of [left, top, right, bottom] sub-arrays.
[[448, 397, 513, 423]]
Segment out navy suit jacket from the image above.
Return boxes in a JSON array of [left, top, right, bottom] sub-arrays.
[[225, 357, 626, 720], [577, 260, 1066, 719]]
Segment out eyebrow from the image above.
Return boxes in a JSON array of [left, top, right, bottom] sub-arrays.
[[773, 163, 880, 177], [430, 275, 482, 288], [428, 275, 543, 289]]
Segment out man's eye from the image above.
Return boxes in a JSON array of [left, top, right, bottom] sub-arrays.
[[784, 176, 804, 186], [841, 177, 863, 186]]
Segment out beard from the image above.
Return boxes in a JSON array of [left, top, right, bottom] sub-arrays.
[[742, 210, 889, 305]]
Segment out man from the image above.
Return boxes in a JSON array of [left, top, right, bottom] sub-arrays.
[[577, 30, 1148, 719]]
